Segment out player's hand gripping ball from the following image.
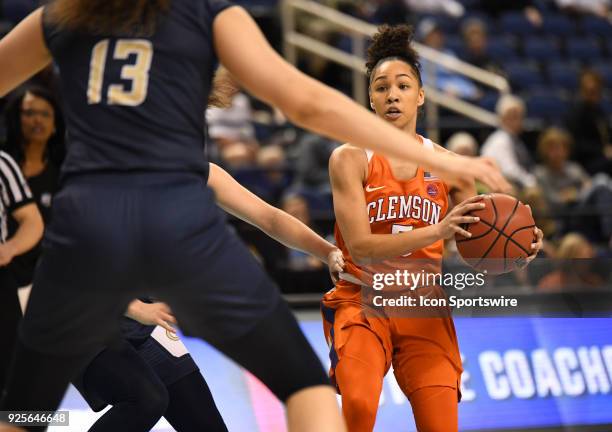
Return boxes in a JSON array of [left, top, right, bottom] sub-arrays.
[[455, 194, 540, 275]]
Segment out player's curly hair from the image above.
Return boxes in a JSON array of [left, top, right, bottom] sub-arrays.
[[47, 0, 171, 36], [366, 24, 422, 87]]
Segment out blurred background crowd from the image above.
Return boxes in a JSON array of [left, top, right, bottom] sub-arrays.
[[1, 0, 611, 298]]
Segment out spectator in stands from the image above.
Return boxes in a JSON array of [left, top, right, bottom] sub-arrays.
[[475, 0, 543, 27], [404, 0, 464, 17], [481, 94, 538, 191], [445, 131, 478, 156], [289, 132, 338, 193], [281, 193, 326, 271], [565, 70, 612, 176], [256, 144, 292, 204], [537, 232, 604, 292], [540, 143, 612, 245], [219, 142, 256, 169], [206, 85, 259, 166], [555, 0, 611, 18], [3, 86, 65, 287], [534, 128, 591, 215], [417, 19, 481, 101], [460, 18, 500, 74], [532, 127, 612, 239]]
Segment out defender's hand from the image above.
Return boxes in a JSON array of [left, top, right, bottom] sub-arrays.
[[127, 301, 177, 334], [327, 249, 345, 284]]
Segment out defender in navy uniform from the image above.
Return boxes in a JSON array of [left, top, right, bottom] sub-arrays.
[[0, 0, 509, 430], [73, 69, 345, 430]]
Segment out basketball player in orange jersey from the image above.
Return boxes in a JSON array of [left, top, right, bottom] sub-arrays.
[[322, 25, 543, 432]]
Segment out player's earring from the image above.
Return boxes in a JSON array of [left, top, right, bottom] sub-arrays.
[[370, 101, 375, 110]]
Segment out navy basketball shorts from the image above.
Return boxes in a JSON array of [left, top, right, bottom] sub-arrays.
[[75, 334, 199, 412], [131, 332, 199, 388], [19, 172, 329, 401]]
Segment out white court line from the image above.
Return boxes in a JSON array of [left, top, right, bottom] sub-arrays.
[[47, 408, 175, 432]]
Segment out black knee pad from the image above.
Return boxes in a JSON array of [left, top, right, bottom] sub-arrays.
[[216, 299, 330, 402]]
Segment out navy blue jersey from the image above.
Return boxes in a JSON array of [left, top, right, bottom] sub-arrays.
[[42, 0, 233, 176]]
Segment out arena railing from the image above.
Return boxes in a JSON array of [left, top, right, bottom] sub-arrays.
[[281, 0, 511, 141]]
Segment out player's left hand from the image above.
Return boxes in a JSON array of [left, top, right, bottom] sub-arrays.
[[525, 226, 544, 265], [127, 300, 177, 334], [523, 204, 544, 266], [327, 249, 345, 284]]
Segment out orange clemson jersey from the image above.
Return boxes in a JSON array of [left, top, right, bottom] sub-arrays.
[[322, 137, 463, 399], [335, 136, 449, 289]]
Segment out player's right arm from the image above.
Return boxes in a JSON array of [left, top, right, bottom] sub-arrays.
[[208, 163, 343, 273], [212, 7, 510, 193], [330, 146, 483, 265], [0, 8, 51, 97]]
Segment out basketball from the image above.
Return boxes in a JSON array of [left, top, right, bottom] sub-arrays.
[[455, 194, 535, 275]]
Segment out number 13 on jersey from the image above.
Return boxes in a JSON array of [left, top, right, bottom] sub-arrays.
[[87, 39, 153, 106]]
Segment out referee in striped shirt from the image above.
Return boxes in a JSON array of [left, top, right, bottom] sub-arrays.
[[0, 150, 43, 395]]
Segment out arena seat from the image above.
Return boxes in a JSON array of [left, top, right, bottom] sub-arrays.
[[487, 36, 519, 61], [526, 89, 569, 120], [504, 61, 544, 91], [500, 12, 537, 36], [548, 62, 581, 90], [524, 37, 561, 61], [580, 15, 612, 37], [541, 14, 576, 37], [567, 37, 603, 62]]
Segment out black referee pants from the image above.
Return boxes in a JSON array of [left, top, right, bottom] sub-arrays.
[[0, 267, 21, 396]]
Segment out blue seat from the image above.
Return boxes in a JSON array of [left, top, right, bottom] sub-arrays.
[[0, 20, 13, 39], [2, 0, 37, 24], [548, 62, 581, 90], [417, 14, 458, 35], [457, 0, 480, 8], [541, 14, 576, 36], [566, 37, 602, 61], [602, 98, 612, 115], [526, 90, 569, 120], [445, 36, 465, 57], [524, 37, 561, 61], [478, 92, 499, 112], [606, 39, 612, 56], [581, 16, 612, 37], [504, 62, 544, 91], [593, 61, 612, 86], [500, 12, 537, 36], [433, 14, 459, 35], [336, 35, 352, 53], [486, 36, 518, 61], [292, 188, 334, 216]]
